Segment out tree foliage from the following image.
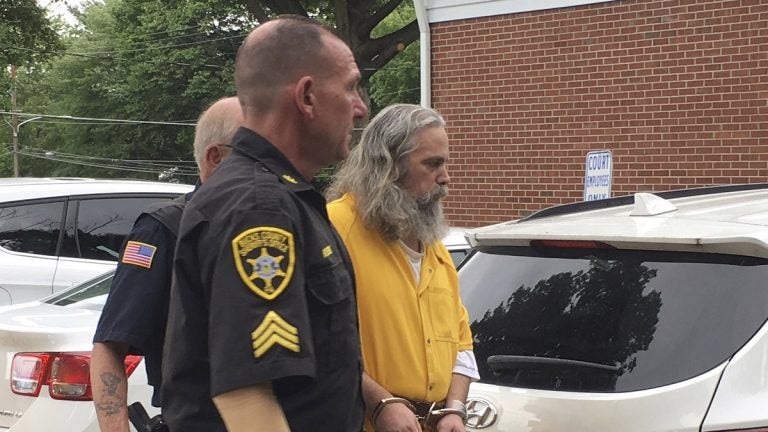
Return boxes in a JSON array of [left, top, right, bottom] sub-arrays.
[[244, 0, 418, 84], [368, 1, 419, 109], [0, 0, 62, 65], [11, 0, 244, 181], [2, 0, 420, 179], [1, 0, 62, 166]]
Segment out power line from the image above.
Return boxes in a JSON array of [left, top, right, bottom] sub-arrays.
[[372, 87, 420, 98], [16, 120, 172, 126], [19, 150, 199, 176], [23, 146, 197, 165], [0, 111, 195, 126], [127, 28, 216, 45], [58, 48, 227, 70], [135, 23, 209, 38], [74, 33, 247, 55], [8, 45, 226, 70]]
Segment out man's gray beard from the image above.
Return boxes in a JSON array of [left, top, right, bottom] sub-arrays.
[[365, 184, 449, 246]]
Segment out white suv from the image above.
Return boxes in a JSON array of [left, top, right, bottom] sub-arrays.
[[0, 178, 192, 305], [460, 184, 768, 431]]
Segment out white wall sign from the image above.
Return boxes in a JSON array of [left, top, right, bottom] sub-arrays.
[[584, 150, 612, 201]]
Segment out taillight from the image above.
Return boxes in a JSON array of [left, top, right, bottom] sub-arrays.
[[123, 354, 143, 377], [50, 352, 92, 400], [11, 353, 51, 397], [11, 352, 143, 401]]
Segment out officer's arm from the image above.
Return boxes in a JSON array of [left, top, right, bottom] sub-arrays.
[[91, 341, 131, 432], [213, 383, 290, 432]]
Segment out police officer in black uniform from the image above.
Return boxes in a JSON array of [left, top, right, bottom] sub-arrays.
[[91, 97, 242, 432], [161, 16, 369, 432]]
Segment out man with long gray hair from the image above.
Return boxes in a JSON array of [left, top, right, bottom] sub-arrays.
[[327, 104, 479, 432]]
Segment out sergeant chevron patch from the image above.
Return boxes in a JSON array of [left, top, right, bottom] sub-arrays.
[[251, 311, 300, 358]]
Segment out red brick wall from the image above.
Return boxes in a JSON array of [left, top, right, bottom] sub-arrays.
[[431, 0, 768, 227]]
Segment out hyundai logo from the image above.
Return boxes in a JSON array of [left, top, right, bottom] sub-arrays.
[[466, 397, 497, 429]]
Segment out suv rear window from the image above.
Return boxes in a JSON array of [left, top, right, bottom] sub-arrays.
[[460, 246, 768, 393]]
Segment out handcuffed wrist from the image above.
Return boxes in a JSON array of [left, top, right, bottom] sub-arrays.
[[445, 400, 466, 410], [435, 407, 467, 420], [371, 397, 416, 425]]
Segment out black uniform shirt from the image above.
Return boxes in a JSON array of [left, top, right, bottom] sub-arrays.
[[162, 128, 364, 432], [93, 212, 176, 407]]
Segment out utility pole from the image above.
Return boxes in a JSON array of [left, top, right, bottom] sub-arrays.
[[8, 66, 40, 177], [10, 64, 19, 177]]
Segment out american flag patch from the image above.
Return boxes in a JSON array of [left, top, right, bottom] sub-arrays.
[[121, 241, 157, 269]]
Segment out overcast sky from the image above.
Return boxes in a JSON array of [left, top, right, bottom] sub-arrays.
[[38, 0, 88, 25]]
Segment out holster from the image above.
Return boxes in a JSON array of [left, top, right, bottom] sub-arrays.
[[127, 402, 169, 432]]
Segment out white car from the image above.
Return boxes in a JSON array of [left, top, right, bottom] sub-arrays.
[[460, 184, 768, 431], [0, 271, 156, 432], [444, 227, 471, 268], [0, 178, 192, 305]]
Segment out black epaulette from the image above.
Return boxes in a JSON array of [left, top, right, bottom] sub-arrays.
[[144, 194, 187, 238]]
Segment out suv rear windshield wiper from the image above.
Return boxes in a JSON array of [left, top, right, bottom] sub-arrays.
[[488, 355, 621, 373]]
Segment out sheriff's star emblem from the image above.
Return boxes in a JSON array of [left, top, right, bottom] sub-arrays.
[[232, 227, 295, 300]]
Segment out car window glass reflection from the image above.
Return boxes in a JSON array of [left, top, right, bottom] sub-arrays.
[[0, 202, 64, 256], [460, 247, 768, 392], [61, 197, 168, 261]]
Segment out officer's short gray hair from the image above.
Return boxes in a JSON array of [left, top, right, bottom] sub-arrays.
[[193, 97, 241, 170]]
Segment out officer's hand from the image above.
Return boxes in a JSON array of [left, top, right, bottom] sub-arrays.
[[436, 412, 466, 432], [374, 402, 421, 432]]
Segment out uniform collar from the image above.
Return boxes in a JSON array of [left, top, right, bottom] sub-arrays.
[[231, 127, 314, 192]]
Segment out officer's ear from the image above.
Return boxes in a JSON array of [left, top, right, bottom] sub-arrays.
[[293, 75, 316, 120], [200, 143, 230, 181]]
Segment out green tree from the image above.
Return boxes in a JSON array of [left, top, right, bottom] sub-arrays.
[[6, 0, 419, 178], [0, 0, 61, 65], [13, 0, 242, 180], [1, 0, 62, 173], [368, 1, 419, 110], [245, 0, 418, 85]]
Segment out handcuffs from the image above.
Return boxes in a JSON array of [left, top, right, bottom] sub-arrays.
[[373, 397, 468, 429], [423, 400, 468, 428]]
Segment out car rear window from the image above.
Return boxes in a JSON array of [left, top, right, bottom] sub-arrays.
[[460, 246, 768, 393]]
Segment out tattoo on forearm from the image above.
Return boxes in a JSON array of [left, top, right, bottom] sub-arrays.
[[101, 372, 121, 395], [95, 400, 124, 416], [95, 372, 125, 416]]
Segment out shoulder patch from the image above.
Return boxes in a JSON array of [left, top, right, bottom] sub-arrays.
[[251, 311, 300, 358], [121, 241, 157, 269], [232, 226, 295, 300]]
